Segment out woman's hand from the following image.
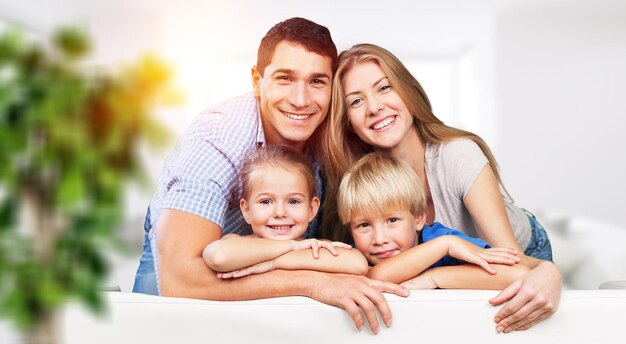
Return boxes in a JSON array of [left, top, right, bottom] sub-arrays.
[[489, 260, 562, 333], [446, 237, 520, 274], [292, 239, 352, 258]]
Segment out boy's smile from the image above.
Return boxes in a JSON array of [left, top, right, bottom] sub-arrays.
[[350, 210, 425, 265]]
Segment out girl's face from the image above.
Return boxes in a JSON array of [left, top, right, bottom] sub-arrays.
[[350, 209, 425, 265], [342, 62, 414, 151], [241, 166, 319, 240]]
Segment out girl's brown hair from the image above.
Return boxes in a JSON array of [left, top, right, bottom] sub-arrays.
[[240, 144, 318, 201]]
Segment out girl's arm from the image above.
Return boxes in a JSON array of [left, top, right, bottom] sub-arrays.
[[464, 164, 562, 331], [401, 264, 531, 290], [202, 234, 294, 272], [273, 247, 368, 275], [219, 247, 369, 279]]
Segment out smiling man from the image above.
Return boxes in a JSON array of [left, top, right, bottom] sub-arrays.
[[132, 17, 408, 334]]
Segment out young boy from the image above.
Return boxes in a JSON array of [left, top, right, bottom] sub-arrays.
[[203, 145, 368, 278], [337, 152, 530, 289]]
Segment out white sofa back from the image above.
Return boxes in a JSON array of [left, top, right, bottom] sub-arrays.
[[56, 290, 626, 343]]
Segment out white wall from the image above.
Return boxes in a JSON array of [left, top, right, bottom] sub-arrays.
[[494, 2, 626, 228], [2, 0, 625, 290]]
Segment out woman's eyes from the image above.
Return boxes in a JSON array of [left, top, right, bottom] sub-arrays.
[[349, 98, 363, 107], [379, 85, 391, 93]]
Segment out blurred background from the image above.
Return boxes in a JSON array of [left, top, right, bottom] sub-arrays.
[[1, 0, 624, 295]]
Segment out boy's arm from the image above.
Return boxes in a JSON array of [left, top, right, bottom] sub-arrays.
[[366, 237, 450, 283], [402, 264, 531, 290], [367, 236, 519, 284], [202, 235, 295, 272]]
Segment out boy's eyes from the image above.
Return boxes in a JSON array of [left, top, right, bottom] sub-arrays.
[[352, 222, 370, 232], [387, 217, 399, 223]]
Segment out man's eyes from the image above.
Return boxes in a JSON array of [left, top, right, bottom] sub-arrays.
[[311, 78, 327, 86]]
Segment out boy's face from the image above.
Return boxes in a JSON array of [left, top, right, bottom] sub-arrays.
[[350, 210, 425, 265], [241, 166, 320, 240], [252, 41, 333, 152]]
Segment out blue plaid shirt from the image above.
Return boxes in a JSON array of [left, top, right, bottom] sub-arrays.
[[146, 93, 323, 291]]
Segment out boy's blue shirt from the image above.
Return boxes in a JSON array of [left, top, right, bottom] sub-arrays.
[[420, 222, 491, 268]]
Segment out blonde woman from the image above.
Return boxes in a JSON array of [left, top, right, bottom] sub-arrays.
[[320, 43, 561, 333]]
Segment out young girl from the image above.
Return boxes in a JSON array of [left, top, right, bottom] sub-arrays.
[[338, 152, 530, 289], [320, 43, 561, 332], [203, 145, 368, 278]]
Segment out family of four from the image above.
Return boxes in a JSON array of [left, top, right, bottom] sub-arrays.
[[133, 17, 562, 335]]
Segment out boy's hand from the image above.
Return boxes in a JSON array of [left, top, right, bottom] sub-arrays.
[[217, 260, 275, 279], [292, 239, 352, 258], [446, 237, 519, 274]]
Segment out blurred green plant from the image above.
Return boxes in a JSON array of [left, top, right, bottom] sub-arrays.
[[0, 26, 175, 342]]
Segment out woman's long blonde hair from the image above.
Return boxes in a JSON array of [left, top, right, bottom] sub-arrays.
[[319, 43, 504, 242]]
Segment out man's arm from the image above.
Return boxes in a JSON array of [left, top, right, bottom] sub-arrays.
[[155, 208, 408, 334]]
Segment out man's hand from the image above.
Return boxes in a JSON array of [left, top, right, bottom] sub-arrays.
[[307, 273, 409, 335], [489, 260, 562, 333]]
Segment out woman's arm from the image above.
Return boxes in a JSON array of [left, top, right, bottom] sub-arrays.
[[401, 264, 531, 290], [464, 164, 562, 332]]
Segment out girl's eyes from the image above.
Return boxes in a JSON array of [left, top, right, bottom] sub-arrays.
[[288, 198, 302, 205], [259, 199, 272, 205]]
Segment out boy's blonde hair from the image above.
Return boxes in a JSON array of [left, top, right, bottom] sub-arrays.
[[337, 152, 427, 225]]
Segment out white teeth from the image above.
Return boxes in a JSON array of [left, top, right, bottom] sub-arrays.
[[270, 225, 292, 230], [372, 117, 395, 130], [284, 112, 310, 120]]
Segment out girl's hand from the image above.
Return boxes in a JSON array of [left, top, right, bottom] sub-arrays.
[[292, 239, 352, 259], [446, 237, 520, 274], [217, 260, 275, 279]]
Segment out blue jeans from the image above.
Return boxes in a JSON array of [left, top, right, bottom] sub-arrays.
[[132, 209, 159, 295], [523, 210, 553, 261]]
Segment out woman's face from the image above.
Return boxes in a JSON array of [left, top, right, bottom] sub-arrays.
[[342, 62, 414, 150]]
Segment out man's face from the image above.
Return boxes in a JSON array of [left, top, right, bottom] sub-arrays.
[[252, 41, 333, 151]]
